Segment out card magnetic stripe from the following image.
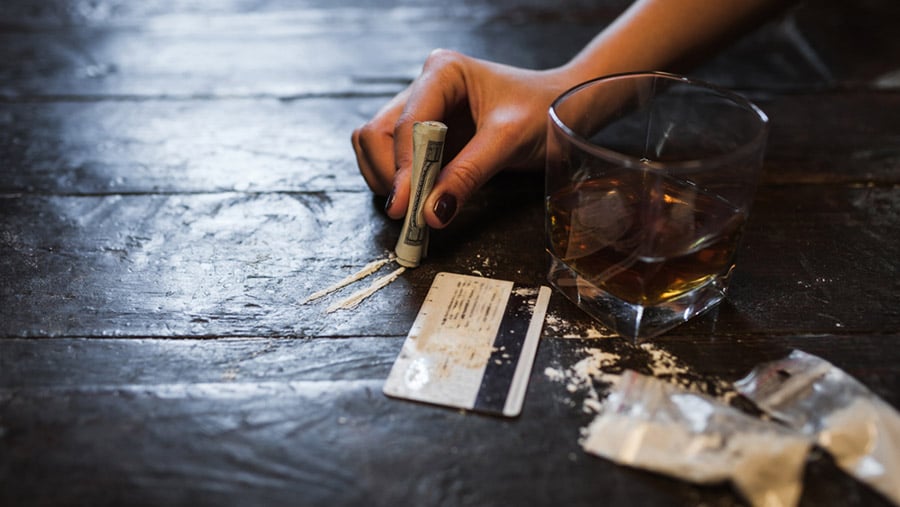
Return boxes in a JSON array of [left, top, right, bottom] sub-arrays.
[[472, 285, 533, 415]]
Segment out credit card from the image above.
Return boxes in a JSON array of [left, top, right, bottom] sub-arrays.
[[383, 272, 551, 417]]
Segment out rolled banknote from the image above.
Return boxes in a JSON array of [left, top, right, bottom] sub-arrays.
[[395, 121, 447, 268]]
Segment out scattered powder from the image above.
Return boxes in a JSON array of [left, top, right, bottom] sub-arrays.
[[570, 348, 622, 413], [543, 311, 617, 339], [640, 342, 736, 400], [511, 287, 538, 297], [468, 253, 495, 277], [326, 266, 406, 313], [549, 347, 745, 481], [544, 366, 567, 383], [545, 341, 737, 416], [640, 342, 692, 377]]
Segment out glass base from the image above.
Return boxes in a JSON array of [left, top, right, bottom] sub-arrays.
[[547, 255, 731, 341]]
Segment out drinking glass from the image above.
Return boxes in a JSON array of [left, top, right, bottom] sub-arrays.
[[545, 72, 768, 340]]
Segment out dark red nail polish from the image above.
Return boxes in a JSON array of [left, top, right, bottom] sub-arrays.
[[433, 193, 457, 225], [384, 187, 396, 213]]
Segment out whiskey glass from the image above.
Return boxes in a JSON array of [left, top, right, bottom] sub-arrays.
[[546, 72, 768, 340]]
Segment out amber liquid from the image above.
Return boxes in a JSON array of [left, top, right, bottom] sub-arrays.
[[547, 176, 745, 306]]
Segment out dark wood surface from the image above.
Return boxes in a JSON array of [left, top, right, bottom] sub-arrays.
[[2, 1, 899, 506]]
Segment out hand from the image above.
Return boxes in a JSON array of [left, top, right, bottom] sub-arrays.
[[352, 49, 573, 228], [352, 0, 790, 229]]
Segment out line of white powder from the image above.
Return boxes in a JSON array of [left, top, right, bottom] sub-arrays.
[[301, 256, 393, 304], [326, 266, 406, 313]]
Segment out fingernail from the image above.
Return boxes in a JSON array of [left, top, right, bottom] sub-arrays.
[[433, 193, 457, 225], [384, 187, 396, 213]]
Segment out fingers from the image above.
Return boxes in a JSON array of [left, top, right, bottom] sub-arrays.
[[351, 89, 409, 197], [352, 49, 468, 220], [424, 125, 516, 229], [353, 49, 545, 229], [385, 50, 468, 218]]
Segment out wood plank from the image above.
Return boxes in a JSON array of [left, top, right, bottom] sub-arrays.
[[1, 335, 895, 506], [1, 0, 880, 99], [1, 1, 898, 506], [2, 91, 899, 196], [794, 0, 900, 87], [0, 191, 419, 338], [761, 91, 900, 184], [0, 3, 610, 98], [0, 337, 403, 388], [0, 98, 370, 195], [2, 182, 899, 338], [705, 184, 900, 335], [2, 334, 896, 405]]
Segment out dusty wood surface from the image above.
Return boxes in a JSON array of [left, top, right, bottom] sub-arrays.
[[2, 1, 899, 506]]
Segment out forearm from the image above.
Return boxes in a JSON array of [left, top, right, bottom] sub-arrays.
[[559, 0, 790, 83]]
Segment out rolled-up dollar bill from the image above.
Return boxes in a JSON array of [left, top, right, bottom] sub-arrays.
[[395, 121, 447, 268]]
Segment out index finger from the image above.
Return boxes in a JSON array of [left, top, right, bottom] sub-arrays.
[[392, 49, 468, 179], [352, 88, 411, 196]]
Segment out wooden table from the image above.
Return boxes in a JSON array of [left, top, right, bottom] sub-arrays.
[[2, 1, 899, 505]]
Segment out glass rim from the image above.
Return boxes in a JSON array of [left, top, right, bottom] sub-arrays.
[[548, 71, 770, 171]]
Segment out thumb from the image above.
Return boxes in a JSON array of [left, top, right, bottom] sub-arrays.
[[424, 130, 514, 229]]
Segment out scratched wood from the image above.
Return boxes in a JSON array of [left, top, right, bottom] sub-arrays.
[[1, 92, 899, 196], [3, 1, 896, 100], [1, 182, 898, 339], [1, 335, 897, 507], [1, 0, 900, 506]]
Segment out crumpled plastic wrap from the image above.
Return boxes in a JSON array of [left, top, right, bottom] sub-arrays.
[[735, 349, 900, 506], [581, 370, 811, 507]]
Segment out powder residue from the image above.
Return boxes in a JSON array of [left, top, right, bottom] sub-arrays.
[[545, 340, 737, 416], [555, 347, 622, 413], [543, 311, 617, 339], [326, 266, 406, 313], [640, 342, 736, 400], [301, 253, 407, 313], [469, 253, 495, 277], [301, 255, 393, 304]]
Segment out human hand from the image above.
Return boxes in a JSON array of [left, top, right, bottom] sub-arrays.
[[352, 49, 573, 228]]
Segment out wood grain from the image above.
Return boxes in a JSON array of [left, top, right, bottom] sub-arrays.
[[1, 0, 899, 505]]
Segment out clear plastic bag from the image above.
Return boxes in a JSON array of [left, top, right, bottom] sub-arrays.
[[582, 370, 811, 507], [735, 350, 900, 505]]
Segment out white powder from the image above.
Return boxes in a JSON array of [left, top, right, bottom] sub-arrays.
[[512, 287, 538, 297], [545, 347, 622, 415], [640, 342, 691, 377], [543, 366, 567, 383], [543, 311, 617, 339], [301, 255, 393, 304], [641, 342, 736, 400], [468, 253, 495, 277], [326, 266, 406, 313], [301, 253, 408, 313], [545, 341, 737, 415]]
